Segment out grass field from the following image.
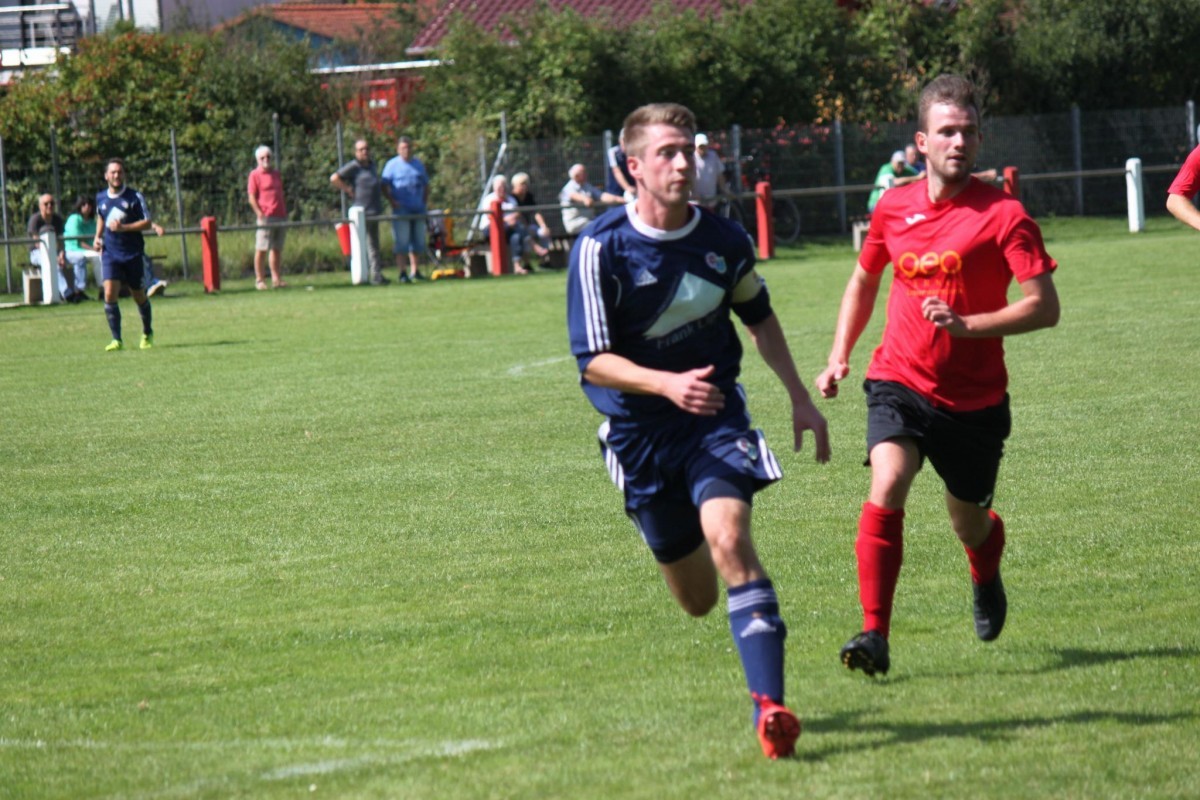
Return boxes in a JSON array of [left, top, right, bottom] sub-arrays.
[[2, 216, 1198, 799]]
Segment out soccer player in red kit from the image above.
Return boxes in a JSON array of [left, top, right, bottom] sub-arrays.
[[816, 75, 1061, 676], [1166, 143, 1200, 232]]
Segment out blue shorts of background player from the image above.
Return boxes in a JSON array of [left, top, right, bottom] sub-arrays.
[[102, 254, 145, 291], [598, 391, 784, 564], [391, 216, 426, 256]]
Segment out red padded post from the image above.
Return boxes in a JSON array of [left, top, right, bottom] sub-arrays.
[[755, 181, 775, 260], [488, 199, 509, 276], [1003, 166, 1020, 199], [201, 216, 220, 293]]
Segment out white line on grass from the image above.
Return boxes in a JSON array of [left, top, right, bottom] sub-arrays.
[[261, 738, 498, 780], [507, 355, 572, 376], [4, 737, 502, 799]]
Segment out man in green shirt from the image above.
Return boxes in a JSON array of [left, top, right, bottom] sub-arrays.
[[867, 150, 921, 213]]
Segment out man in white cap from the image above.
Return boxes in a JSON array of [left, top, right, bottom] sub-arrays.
[[868, 149, 922, 213], [693, 132, 730, 210]]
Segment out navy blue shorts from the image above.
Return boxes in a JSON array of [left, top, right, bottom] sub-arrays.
[[864, 379, 1011, 507], [598, 391, 783, 563], [101, 254, 144, 290]]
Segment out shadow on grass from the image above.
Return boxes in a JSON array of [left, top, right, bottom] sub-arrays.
[[883, 645, 1200, 682], [799, 707, 1195, 763], [1042, 646, 1200, 673]]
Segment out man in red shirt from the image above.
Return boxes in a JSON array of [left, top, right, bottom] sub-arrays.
[[816, 75, 1060, 677], [1166, 144, 1200, 232], [247, 145, 288, 289]]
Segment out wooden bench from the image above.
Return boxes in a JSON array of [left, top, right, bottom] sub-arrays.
[[22, 268, 44, 305], [852, 217, 871, 251], [464, 233, 578, 276], [541, 233, 577, 270]]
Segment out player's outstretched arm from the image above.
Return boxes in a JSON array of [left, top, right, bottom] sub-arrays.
[[584, 352, 725, 416], [744, 312, 830, 461], [817, 264, 882, 399], [1167, 193, 1200, 233]]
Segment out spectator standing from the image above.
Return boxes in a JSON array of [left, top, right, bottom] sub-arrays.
[[27, 194, 75, 302], [693, 133, 729, 210], [816, 75, 1060, 678], [559, 164, 623, 235], [606, 129, 636, 201], [566, 102, 830, 760], [867, 150, 921, 213], [479, 174, 528, 275], [247, 145, 288, 290], [1166, 143, 1200, 232], [331, 139, 386, 285], [510, 172, 552, 266], [63, 195, 100, 301], [381, 135, 430, 283], [95, 158, 158, 350]]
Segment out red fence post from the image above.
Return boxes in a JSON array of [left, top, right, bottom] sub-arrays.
[[755, 181, 775, 260], [200, 216, 220, 293], [1003, 166, 1020, 199], [489, 199, 510, 276]]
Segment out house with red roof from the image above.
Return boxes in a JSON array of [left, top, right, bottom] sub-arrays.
[[217, 2, 412, 66], [408, 0, 743, 53]]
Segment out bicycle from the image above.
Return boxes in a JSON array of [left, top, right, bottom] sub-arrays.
[[716, 187, 802, 245], [723, 149, 802, 245]]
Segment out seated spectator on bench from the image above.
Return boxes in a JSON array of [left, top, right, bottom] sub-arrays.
[[64, 194, 100, 301], [511, 172, 552, 267], [559, 164, 623, 235], [27, 193, 79, 302], [479, 174, 529, 275]]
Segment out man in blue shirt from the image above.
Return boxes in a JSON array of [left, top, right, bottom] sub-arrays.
[[94, 158, 156, 351], [381, 135, 430, 283], [566, 103, 831, 759]]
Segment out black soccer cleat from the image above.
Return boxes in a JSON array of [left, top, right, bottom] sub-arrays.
[[972, 571, 1007, 642], [840, 630, 890, 677]]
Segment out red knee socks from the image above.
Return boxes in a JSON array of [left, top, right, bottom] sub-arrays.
[[856, 502, 905, 638], [964, 510, 1005, 585]]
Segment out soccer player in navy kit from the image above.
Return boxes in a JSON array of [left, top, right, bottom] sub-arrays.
[[566, 103, 831, 759], [94, 158, 156, 351]]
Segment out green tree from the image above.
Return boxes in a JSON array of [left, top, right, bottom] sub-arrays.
[[0, 28, 339, 229]]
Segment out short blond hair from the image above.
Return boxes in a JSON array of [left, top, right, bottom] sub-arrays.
[[622, 103, 696, 158]]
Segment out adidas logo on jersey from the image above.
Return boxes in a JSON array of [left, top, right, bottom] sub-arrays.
[[634, 269, 657, 287]]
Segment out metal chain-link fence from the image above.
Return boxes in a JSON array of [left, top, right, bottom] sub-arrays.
[[2, 101, 1195, 289]]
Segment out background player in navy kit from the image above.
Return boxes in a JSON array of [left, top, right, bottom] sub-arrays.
[[566, 103, 830, 759], [94, 158, 156, 351]]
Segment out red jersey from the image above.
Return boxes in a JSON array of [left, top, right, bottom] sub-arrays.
[[1167, 144, 1200, 201], [247, 167, 287, 218], [859, 177, 1056, 411]]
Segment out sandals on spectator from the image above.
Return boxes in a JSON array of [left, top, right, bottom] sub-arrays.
[[255, 279, 269, 291]]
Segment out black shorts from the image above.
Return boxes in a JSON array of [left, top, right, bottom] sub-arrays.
[[864, 379, 1011, 507]]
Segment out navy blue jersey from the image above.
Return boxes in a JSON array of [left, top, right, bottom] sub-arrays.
[[95, 187, 151, 261], [567, 203, 759, 423]]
